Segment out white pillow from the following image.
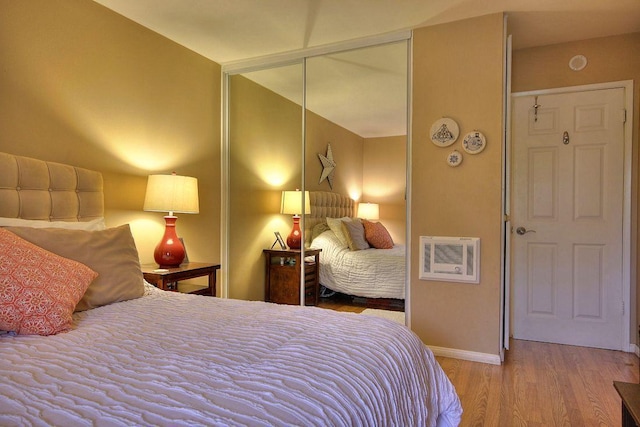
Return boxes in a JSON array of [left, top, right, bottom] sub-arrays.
[[0, 217, 106, 231], [326, 216, 352, 248]]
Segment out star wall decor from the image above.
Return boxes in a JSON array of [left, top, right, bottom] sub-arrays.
[[318, 143, 335, 189]]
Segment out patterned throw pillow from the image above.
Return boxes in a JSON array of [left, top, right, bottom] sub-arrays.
[[0, 229, 97, 335], [362, 220, 394, 249]]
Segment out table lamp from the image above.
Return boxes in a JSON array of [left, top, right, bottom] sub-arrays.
[[280, 190, 311, 249], [357, 202, 379, 220], [143, 173, 199, 267]]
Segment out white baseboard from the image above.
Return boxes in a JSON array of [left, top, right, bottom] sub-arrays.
[[428, 345, 502, 365]]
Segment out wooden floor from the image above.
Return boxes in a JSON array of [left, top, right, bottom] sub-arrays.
[[318, 297, 639, 426], [438, 339, 639, 426]]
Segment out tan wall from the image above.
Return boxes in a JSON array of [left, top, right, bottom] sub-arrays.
[[363, 135, 406, 244], [0, 0, 221, 284], [512, 32, 640, 344], [411, 14, 505, 356]]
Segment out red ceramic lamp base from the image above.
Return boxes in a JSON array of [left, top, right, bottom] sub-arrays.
[[286, 215, 302, 249], [154, 216, 185, 268]]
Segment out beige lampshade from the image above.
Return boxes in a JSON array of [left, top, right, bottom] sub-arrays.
[[143, 173, 200, 215], [357, 202, 379, 220], [280, 190, 311, 215]]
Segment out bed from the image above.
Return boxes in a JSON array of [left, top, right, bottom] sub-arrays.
[[306, 191, 406, 301], [0, 153, 462, 426]]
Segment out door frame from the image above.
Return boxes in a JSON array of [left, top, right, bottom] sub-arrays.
[[509, 80, 634, 353]]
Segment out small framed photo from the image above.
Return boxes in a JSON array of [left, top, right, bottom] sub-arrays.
[[179, 237, 189, 264], [272, 231, 286, 250]]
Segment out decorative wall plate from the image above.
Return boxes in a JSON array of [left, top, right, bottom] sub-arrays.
[[447, 150, 462, 167], [462, 131, 486, 154], [430, 117, 459, 147]]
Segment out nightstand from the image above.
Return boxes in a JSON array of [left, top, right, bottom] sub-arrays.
[[141, 262, 220, 296], [263, 248, 321, 306]]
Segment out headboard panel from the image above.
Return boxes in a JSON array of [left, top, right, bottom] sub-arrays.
[[0, 152, 104, 221], [305, 191, 354, 244]]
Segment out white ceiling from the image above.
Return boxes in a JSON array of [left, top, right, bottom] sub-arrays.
[[93, 0, 640, 137]]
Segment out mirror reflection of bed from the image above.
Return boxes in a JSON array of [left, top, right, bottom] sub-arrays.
[[306, 191, 405, 313], [225, 39, 409, 314]]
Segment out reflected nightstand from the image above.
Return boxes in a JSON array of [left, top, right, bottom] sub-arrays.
[[263, 249, 321, 306]]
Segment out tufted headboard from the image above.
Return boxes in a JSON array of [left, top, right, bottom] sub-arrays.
[[0, 152, 104, 221], [305, 191, 354, 244]]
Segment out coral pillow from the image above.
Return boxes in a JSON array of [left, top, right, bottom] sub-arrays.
[[0, 229, 97, 335], [362, 220, 394, 249]]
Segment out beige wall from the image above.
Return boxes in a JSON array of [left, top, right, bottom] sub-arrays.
[[411, 14, 505, 356], [363, 135, 406, 244], [0, 0, 221, 282], [512, 32, 640, 344]]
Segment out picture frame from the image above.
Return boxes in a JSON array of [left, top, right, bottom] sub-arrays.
[[179, 237, 189, 263], [272, 231, 287, 250]]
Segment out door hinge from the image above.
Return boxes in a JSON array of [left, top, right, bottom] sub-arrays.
[[622, 300, 625, 315]]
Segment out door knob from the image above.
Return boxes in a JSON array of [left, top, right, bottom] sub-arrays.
[[515, 226, 536, 235]]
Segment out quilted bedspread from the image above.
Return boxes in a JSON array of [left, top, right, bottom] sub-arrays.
[[312, 231, 406, 299], [0, 285, 461, 426]]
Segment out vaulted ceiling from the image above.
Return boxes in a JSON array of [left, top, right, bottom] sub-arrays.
[[93, 0, 640, 137]]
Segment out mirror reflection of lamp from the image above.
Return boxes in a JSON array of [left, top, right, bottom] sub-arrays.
[[143, 173, 199, 267], [280, 190, 311, 249], [357, 202, 380, 220]]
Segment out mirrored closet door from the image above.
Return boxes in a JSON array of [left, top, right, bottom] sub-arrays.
[[223, 35, 410, 305]]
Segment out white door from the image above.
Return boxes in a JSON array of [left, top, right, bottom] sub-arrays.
[[511, 87, 626, 350]]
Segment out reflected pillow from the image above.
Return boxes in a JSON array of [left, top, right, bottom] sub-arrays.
[[5, 224, 143, 311], [341, 219, 370, 251], [0, 217, 106, 231], [326, 217, 352, 248], [312, 222, 331, 241], [0, 228, 97, 335], [363, 220, 394, 249]]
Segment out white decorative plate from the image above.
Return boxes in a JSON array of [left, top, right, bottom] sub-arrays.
[[430, 117, 459, 147], [446, 150, 462, 167], [462, 131, 486, 154]]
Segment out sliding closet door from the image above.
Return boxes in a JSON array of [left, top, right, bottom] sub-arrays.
[[226, 64, 304, 300], [223, 37, 410, 304]]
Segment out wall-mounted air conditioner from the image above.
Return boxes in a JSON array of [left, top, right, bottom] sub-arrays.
[[419, 236, 480, 284]]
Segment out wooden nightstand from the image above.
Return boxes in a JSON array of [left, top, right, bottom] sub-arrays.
[[615, 382, 640, 427], [263, 248, 321, 306], [141, 262, 220, 296]]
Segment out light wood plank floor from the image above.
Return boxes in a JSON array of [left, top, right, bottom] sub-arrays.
[[437, 339, 638, 427], [319, 296, 638, 426]]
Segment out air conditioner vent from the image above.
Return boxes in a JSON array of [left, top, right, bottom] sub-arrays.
[[419, 236, 480, 283]]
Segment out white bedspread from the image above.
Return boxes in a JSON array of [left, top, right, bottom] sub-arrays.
[[312, 231, 406, 299], [0, 285, 461, 426]]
